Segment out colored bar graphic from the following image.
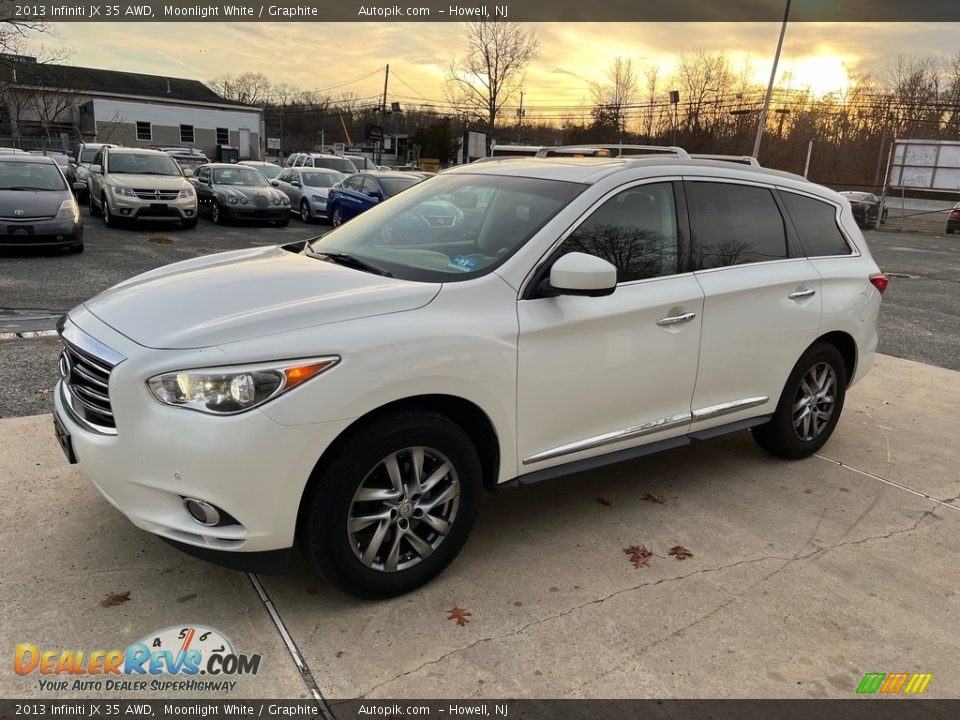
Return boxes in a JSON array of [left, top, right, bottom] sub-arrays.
[[856, 673, 886, 693], [858, 672, 932, 694]]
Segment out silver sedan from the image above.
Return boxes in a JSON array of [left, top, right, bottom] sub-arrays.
[[272, 167, 345, 223]]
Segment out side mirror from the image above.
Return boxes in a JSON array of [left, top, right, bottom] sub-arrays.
[[89, 164, 102, 174], [291, 180, 301, 188], [270, 180, 280, 186], [182, 168, 194, 178], [546, 252, 617, 297]]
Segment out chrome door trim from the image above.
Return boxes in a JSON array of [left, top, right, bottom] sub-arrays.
[[692, 396, 769, 422], [522, 412, 691, 465]]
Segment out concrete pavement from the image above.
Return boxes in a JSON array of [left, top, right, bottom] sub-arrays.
[[1, 354, 957, 700]]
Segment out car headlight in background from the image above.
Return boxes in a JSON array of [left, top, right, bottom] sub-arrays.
[[56, 198, 80, 224], [311, 195, 326, 205], [228, 195, 239, 204], [179, 186, 195, 199], [112, 186, 137, 198], [147, 357, 340, 415]]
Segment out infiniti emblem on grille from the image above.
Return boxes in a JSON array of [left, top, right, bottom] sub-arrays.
[[13, 209, 24, 216], [58, 351, 73, 384]]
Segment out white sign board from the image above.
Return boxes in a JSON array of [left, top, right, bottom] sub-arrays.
[[889, 139, 960, 192], [266, 137, 281, 149]]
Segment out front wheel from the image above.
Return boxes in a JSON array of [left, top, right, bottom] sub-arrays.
[[331, 205, 342, 227], [752, 342, 847, 459], [301, 411, 482, 599], [300, 199, 312, 223], [102, 196, 119, 228]]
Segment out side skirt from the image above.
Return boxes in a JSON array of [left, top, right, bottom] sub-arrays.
[[496, 415, 772, 491]]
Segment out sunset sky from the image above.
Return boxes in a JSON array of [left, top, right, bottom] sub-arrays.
[[38, 21, 960, 117]]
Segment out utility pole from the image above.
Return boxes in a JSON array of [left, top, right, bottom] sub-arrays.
[[379, 64, 389, 165], [516, 90, 525, 142], [753, 0, 791, 160]]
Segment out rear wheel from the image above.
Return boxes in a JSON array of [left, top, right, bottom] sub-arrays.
[[302, 411, 482, 599], [752, 342, 847, 459]]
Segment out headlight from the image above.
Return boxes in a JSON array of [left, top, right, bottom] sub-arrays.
[[112, 186, 137, 198], [147, 357, 339, 415], [179, 186, 195, 199], [311, 195, 326, 205], [228, 196, 239, 205], [56, 198, 80, 223], [272, 196, 281, 205], [239, 196, 248, 205]]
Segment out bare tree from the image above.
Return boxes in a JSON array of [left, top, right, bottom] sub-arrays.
[[675, 49, 733, 134], [444, 20, 539, 133], [208, 72, 275, 106], [590, 57, 638, 139]]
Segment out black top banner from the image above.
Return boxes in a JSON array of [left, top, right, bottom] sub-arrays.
[[1, 0, 960, 22]]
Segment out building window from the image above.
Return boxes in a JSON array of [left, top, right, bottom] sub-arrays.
[[216, 127, 229, 145], [180, 125, 194, 143], [135, 121, 152, 141]]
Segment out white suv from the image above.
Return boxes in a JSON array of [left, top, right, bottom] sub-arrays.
[[54, 152, 886, 598]]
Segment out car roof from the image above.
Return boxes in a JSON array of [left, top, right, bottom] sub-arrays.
[[361, 171, 420, 180], [205, 163, 260, 169], [0, 154, 56, 164], [107, 147, 170, 156], [443, 156, 820, 193]]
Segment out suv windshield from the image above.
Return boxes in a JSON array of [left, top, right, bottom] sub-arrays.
[[0, 161, 67, 190], [213, 167, 269, 187], [108, 153, 181, 176], [312, 157, 357, 174], [308, 173, 585, 282]]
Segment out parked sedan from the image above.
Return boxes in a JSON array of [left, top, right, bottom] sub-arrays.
[[0, 155, 82, 252], [839, 191, 887, 227], [190, 163, 290, 226], [272, 167, 344, 223], [239, 160, 282, 181], [947, 202, 960, 234], [326, 172, 422, 226]]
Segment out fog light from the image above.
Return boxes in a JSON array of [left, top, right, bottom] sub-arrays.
[[183, 497, 221, 527], [119, 208, 131, 216], [185, 210, 194, 216]]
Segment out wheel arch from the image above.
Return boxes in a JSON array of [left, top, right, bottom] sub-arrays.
[[295, 393, 502, 541], [813, 330, 857, 387]]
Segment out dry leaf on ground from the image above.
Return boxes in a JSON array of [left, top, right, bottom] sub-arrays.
[[100, 590, 131, 607], [148, 234, 174, 245], [668, 545, 693, 560], [623, 545, 653, 569], [447, 607, 472, 626], [643, 493, 666, 504]]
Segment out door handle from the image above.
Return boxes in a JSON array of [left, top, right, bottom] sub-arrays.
[[657, 312, 697, 327], [788, 288, 817, 301]]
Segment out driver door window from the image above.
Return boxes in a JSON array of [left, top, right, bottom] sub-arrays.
[[557, 182, 681, 283]]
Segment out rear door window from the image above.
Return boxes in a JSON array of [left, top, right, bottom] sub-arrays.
[[687, 182, 788, 269]]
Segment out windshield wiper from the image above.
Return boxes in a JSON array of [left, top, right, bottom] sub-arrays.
[[308, 249, 393, 277]]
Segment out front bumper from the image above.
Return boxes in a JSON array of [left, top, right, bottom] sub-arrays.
[[947, 217, 960, 232], [0, 218, 82, 248], [53, 313, 353, 556], [110, 195, 197, 221], [222, 205, 289, 221]]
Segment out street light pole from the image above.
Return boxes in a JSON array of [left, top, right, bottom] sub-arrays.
[[752, 0, 791, 160]]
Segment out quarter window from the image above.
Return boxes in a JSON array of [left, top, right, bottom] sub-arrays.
[[559, 182, 679, 282], [688, 182, 788, 269], [180, 125, 194, 143], [135, 122, 151, 141], [780, 191, 851, 257]]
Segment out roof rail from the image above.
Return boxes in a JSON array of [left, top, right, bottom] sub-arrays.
[[535, 144, 690, 160], [689, 154, 761, 167]]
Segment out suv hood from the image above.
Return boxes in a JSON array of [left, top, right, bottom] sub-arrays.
[[110, 174, 187, 189], [83, 245, 440, 349]]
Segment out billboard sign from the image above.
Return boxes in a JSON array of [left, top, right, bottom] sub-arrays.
[[888, 139, 960, 193]]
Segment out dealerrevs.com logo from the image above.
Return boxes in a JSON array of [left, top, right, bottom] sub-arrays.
[[14, 625, 261, 693]]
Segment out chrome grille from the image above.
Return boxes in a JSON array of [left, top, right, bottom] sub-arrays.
[[253, 194, 270, 209], [132, 189, 180, 201], [58, 320, 125, 435]]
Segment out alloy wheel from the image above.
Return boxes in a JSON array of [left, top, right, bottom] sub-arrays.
[[301, 200, 310, 222], [347, 447, 460, 573], [332, 207, 341, 226], [792, 362, 837, 442], [211, 203, 221, 224]]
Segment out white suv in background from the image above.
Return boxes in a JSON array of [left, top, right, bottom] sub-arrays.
[[54, 151, 886, 598], [86, 147, 198, 228]]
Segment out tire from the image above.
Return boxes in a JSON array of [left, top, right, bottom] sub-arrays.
[[752, 342, 847, 459], [301, 410, 482, 599], [182, 217, 198, 230], [88, 191, 101, 217], [331, 205, 342, 227], [947, 227, 955, 235], [881, 209, 888, 224], [300, 200, 312, 223], [211, 203, 223, 225], [102, 195, 119, 228]]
